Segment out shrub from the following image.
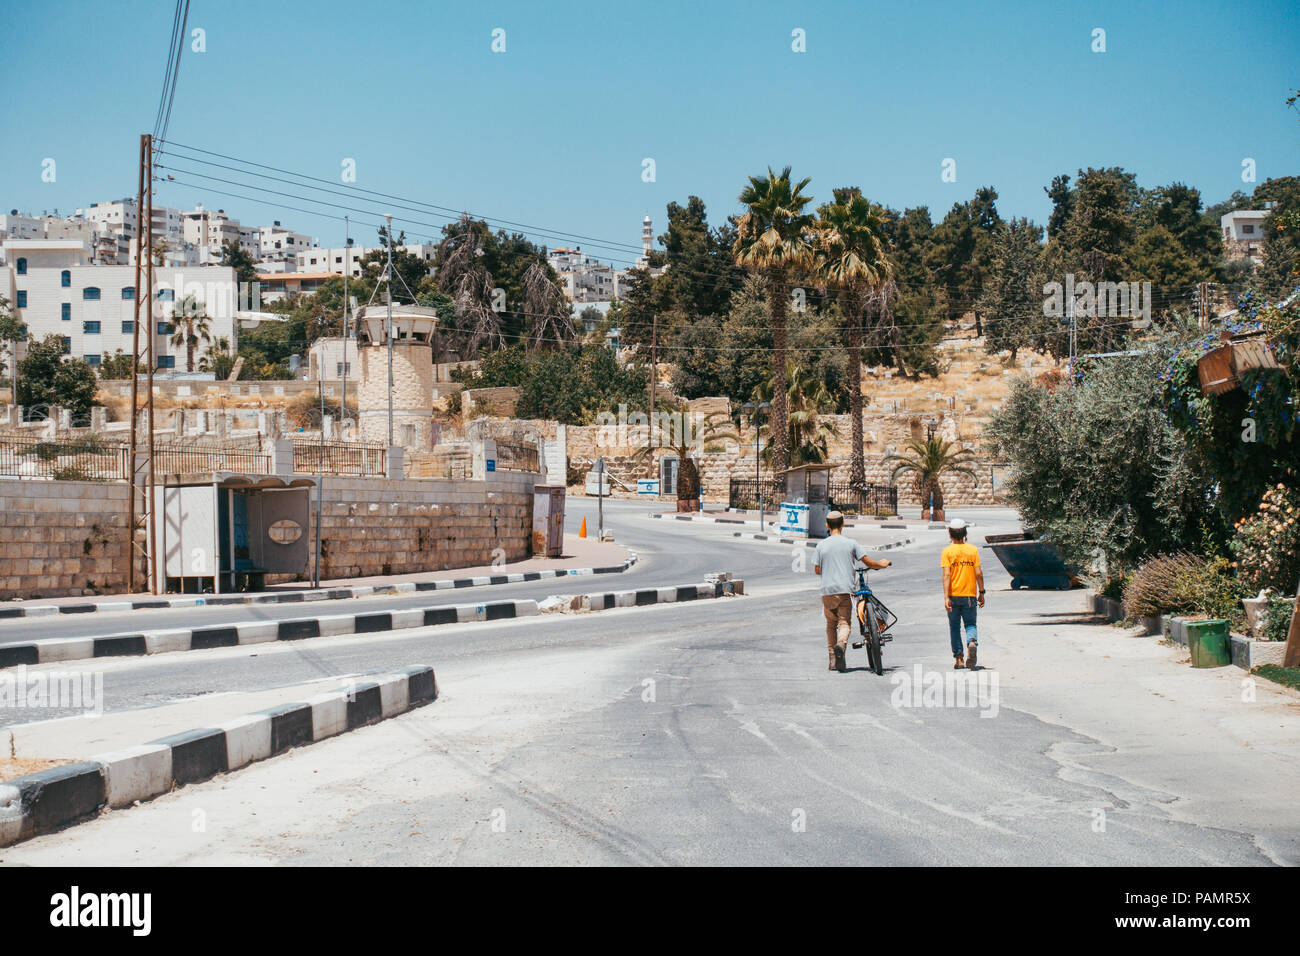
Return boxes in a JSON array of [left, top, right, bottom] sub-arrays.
[[1123, 553, 1244, 626], [1231, 484, 1300, 595], [1263, 597, 1296, 643]]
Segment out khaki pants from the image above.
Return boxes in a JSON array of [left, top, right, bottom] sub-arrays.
[[822, 594, 853, 650]]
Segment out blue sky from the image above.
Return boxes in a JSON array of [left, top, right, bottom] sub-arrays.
[[2, 0, 1296, 265]]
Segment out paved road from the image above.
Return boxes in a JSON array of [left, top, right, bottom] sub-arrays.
[[6, 501, 1296, 866]]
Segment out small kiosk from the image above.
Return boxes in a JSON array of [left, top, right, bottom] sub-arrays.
[[777, 463, 834, 538], [154, 472, 316, 593]]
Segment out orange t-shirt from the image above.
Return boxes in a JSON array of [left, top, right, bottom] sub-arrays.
[[941, 542, 981, 597]]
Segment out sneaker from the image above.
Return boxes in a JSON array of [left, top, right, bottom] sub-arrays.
[[954, 655, 965, 669], [834, 644, 847, 672], [966, 640, 978, 669]]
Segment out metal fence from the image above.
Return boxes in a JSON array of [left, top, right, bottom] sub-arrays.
[[494, 439, 540, 473], [0, 434, 129, 481], [154, 445, 273, 475], [728, 477, 898, 516], [728, 477, 785, 511], [293, 440, 388, 477], [828, 482, 898, 517]]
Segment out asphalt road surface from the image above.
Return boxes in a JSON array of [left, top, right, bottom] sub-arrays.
[[4, 499, 1298, 866]]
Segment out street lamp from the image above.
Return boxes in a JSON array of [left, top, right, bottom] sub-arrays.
[[742, 401, 771, 531], [926, 417, 938, 442]]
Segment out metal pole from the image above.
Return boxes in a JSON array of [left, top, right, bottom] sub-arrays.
[[340, 215, 349, 438], [385, 213, 394, 447], [756, 422, 762, 532], [596, 457, 604, 540]]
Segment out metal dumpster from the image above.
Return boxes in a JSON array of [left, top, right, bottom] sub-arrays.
[[984, 532, 1079, 590]]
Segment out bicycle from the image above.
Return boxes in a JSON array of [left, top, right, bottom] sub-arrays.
[[851, 567, 897, 675]]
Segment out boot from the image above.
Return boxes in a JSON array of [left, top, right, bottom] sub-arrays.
[[828, 649, 837, 671], [834, 642, 847, 672]]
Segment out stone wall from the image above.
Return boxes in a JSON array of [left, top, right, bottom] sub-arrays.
[[462, 387, 520, 418], [0, 478, 138, 599], [302, 470, 538, 581]]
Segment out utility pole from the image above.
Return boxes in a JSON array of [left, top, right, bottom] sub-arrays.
[[648, 311, 658, 451], [127, 133, 159, 594], [314, 310, 324, 589], [1067, 288, 1077, 364], [340, 215, 349, 438], [1198, 280, 1210, 329], [385, 213, 394, 447]]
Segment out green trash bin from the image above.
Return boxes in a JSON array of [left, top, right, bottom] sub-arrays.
[[1186, 619, 1231, 668]]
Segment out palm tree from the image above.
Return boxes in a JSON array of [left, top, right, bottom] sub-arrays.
[[198, 336, 232, 378], [814, 188, 894, 489], [733, 166, 815, 474], [884, 437, 979, 520], [438, 214, 503, 354], [753, 363, 840, 468], [170, 295, 212, 372], [634, 405, 740, 511]]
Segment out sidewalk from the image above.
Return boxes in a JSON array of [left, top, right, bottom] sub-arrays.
[[976, 589, 1300, 864], [0, 536, 633, 617]]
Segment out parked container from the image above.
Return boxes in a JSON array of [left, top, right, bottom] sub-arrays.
[[1186, 619, 1231, 668]]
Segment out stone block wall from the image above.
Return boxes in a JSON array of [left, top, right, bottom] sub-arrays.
[[301, 470, 538, 581], [0, 478, 136, 599]]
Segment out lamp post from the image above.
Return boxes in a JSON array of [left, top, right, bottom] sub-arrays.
[[742, 401, 771, 531], [926, 417, 938, 442]]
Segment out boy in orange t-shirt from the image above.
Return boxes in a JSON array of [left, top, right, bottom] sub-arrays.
[[940, 518, 985, 669]]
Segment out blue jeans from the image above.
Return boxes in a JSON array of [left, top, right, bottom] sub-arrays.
[[948, 596, 977, 657]]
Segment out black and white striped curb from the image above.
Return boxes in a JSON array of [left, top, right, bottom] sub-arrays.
[[541, 579, 744, 614], [0, 551, 638, 621], [0, 666, 437, 847], [0, 598, 544, 670], [651, 512, 936, 531], [729, 531, 915, 551]]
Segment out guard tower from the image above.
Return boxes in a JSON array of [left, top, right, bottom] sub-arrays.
[[355, 303, 439, 448]]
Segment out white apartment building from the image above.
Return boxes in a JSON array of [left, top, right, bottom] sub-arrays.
[[0, 211, 45, 241], [295, 243, 436, 277], [182, 204, 262, 264], [547, 246, 637, 303], [3, 239, 237, 373], [306, 336, 360, 382], [258, 222, 313, 263], [82, 199, 184, 247], [1221, 209, 1270, 262]]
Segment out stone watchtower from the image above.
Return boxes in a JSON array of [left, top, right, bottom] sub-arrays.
[[355, 303, 440, 448]]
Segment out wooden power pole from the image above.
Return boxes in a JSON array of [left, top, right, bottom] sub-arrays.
[[126, 133, 159, 594]]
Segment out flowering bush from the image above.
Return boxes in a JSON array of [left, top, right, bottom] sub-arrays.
[[1231, 484, 1300, 594]]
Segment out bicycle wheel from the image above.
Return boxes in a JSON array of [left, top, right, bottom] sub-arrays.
[[864, 602, 883, 675]]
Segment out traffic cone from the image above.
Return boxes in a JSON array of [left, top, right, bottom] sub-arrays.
[[579, 517, 587, 538]]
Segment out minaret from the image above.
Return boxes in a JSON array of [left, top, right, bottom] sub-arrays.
[[638, 215, 652, 268]]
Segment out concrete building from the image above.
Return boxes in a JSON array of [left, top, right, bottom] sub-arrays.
[[307, 335, 360, 382], [183, 204, 260, 264], [258, 222, 313, 264], [295, 243, 436, 278], [1221, 209, 1270, 263], [3, 238, 237, 372]]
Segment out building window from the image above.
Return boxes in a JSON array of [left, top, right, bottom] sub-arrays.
[[15, 258, 25, 275], [62, 303, 71, 321], [83, 287, 101, 301], [85, 354, 101, 368], [1242, 224, 1255, 235], [157, 321, 174, 335], [61, 270, 71, 287], [16, 291, 26, 308], [83, 321, 101, 334], [121, 320, 134, 334], [157, 288, 174, 301], [61, 336, 71, 354], [336, 362, 351, 376], [157, 355, 175, 369], [121, 287, 135, 300]]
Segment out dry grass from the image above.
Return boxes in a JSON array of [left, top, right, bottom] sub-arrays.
[[0, 756, 73, 783]]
